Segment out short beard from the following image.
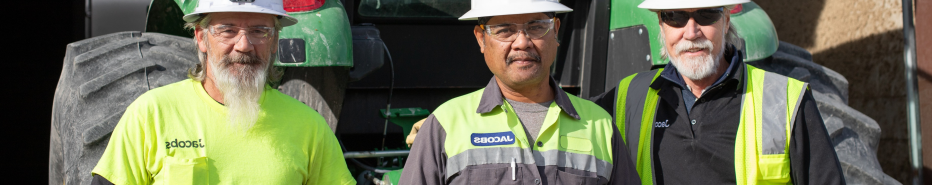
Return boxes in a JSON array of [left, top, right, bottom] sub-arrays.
[[208, 50, 269, 132], [668, 38, 723, 81]]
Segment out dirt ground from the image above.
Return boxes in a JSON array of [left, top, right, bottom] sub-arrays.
[[754, 0, 910, 183]]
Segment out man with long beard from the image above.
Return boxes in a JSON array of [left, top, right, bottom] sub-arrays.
[[89, 0, 355, 184], [590, 0, 844, 184], [399, 0, 639, 184]]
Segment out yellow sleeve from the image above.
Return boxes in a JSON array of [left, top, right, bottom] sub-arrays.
[[306, 116, 356, 185], [92, 98, 154, 185]]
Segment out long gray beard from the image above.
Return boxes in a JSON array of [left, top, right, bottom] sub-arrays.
[[209, 53, 268, 132], [669, 38, 723, 81]]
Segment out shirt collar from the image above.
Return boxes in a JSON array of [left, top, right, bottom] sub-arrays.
[[476, 76, 580, 120], [654, 45, 744, 91]]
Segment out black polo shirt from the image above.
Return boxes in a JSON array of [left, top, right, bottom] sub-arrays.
[[591, 47, 845, 185]]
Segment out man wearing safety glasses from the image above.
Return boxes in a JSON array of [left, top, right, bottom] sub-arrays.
[[590, 0, 845, 184], [89, 0, 356, 184], [400, 0, 639, 184]]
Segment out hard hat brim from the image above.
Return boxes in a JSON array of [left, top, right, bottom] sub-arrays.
[[458, 1, 572, 20], [637, 0, 748, 10], [183, 5, 298, 27]]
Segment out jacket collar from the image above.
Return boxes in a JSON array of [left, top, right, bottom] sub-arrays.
[[476, 76, 580, 120]]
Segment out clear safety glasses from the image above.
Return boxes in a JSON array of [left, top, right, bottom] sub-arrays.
[[208, 25, 276, 45], [481, 18, 555, 42]]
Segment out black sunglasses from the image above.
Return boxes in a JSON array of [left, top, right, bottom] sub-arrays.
[[660, 7, 724, 28]]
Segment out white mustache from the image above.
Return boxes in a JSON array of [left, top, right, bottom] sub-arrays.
[[674, 39, 714, 54]]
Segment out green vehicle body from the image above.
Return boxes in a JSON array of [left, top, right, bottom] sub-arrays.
[[147, 0, 354, 67], [273, 0, 354, 67]]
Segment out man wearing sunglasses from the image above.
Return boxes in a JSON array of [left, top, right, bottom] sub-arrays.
[[399, 0, 639, 184], [590, 0, 845, 184], [88, 0, 356, 184]]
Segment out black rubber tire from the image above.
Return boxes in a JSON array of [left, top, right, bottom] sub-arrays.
[[278, 67, 350, 133], [749, 41, 901, 185], [49, 31, 199, 185]]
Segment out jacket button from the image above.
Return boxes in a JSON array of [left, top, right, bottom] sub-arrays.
[[535, 178, 541, 184], [536, 141, 543, 147], [691, 120, 697, 125]]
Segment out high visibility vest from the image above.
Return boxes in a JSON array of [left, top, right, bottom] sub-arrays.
[[614, 65, 808, 185], [433, 89, 617, 181]]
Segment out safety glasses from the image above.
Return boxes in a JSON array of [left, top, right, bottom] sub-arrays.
[[659, 7, 724, 28], [208, 25, 276, 45], [480, 18, 555, 42]]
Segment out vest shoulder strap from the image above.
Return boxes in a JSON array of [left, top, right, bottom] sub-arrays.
[[737, 65, 809, 185], [746, 65, 809, 156], [615, 68, 664, 185]]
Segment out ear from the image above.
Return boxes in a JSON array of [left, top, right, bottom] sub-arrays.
[[723, 13, 731, 30], [553, 18, 562, 46], [195, 28, 208, 53], [474, 25, 487, 53]]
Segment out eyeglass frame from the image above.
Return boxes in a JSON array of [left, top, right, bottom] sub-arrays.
[[479, 17, 556, 42], [206, 24, 278, 45]]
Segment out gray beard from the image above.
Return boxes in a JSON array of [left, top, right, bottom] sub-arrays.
[[669, 38, 724, 81], [208, 53, 268, 132]]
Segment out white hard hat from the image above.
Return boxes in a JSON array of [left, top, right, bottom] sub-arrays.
[[459, 0, 573, 20], [637, 0, 749, 10], [183, 0, 298, 27]]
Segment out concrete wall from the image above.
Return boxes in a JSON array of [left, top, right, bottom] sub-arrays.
[[754, 0, 910, 183]]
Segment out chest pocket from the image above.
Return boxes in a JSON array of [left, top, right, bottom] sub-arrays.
[[163, 156, 208, 185], [464, 165, 524, 185], [558, 120, 594, 153], [758, 154, 791, 183], [559, 135, 592, 152]]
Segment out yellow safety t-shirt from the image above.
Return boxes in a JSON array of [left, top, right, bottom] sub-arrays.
[[92, 79, 355, 185]]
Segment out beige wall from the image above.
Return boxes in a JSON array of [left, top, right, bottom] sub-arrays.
[[754, 0, 909, 183]]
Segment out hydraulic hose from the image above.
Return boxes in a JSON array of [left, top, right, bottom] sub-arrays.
[[381, 39, 396, 152], [339, 139, 395, 174]]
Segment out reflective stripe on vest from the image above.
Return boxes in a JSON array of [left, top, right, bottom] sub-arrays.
[[445, 147, 614, 178], [433, 89, 616, 180], [615, 65, 807, 185]]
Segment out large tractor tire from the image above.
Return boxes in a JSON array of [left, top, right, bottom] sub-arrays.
[[278, 67, 349, 132], [748, 41, 901, 185], [49, 31, 199, 185]]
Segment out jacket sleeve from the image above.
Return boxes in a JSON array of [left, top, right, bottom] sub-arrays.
[[609, 121, 642, 185], [399, 114, 448, 185], [789, 89, 846, 185]]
